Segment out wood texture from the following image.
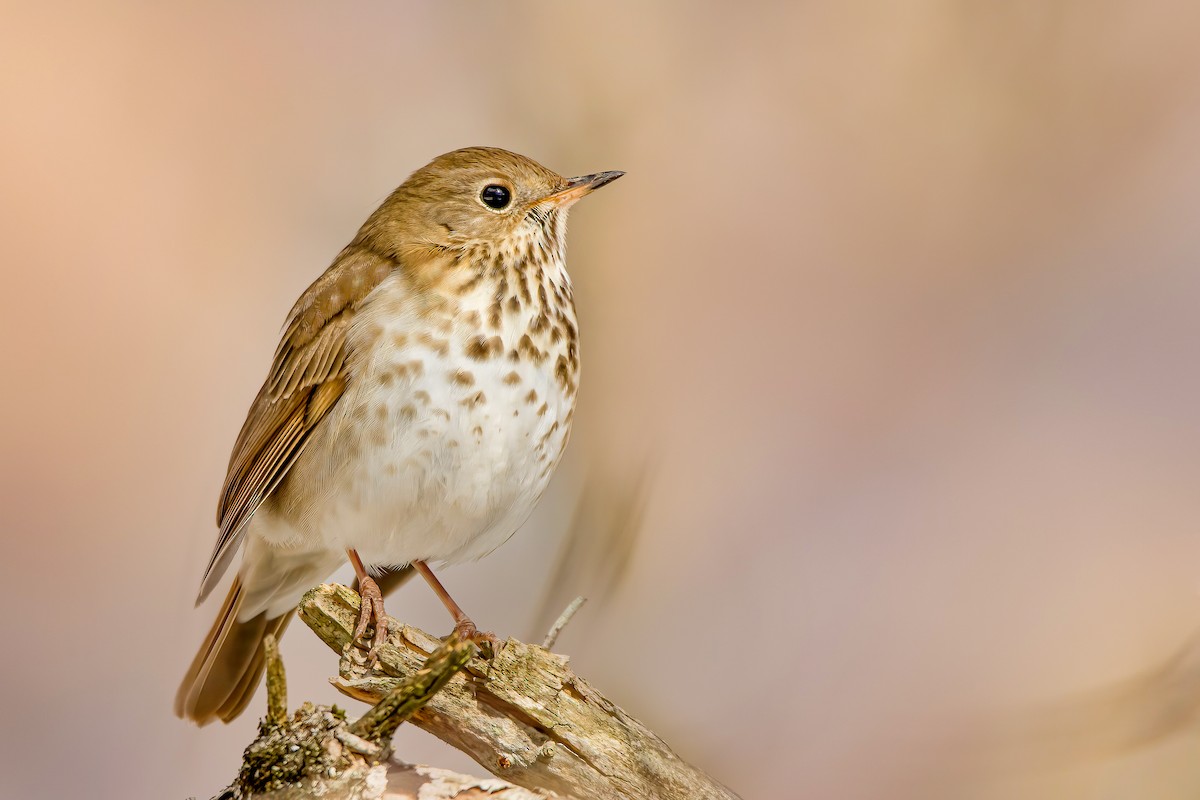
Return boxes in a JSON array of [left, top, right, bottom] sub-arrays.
[[298, 584, 741, 800], [215, 623, 543, 800]]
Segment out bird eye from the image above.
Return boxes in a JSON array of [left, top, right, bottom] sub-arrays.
[[480, 184, 511, 210]]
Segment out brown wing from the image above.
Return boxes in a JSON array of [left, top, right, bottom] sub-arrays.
[[196, 244, 396, 604]]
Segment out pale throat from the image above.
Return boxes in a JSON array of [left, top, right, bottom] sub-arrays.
[[445, 213, 575, 328]]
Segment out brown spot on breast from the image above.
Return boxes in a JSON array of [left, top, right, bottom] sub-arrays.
[[549, 325, 563, 345], [554, 354, 575, 392], [392, 359, 425, 380], [457, 269, 485, 294], [536, 402, 548, 417], [379, 371, 395, 387], [416, 332, 450, 356], [506, 295, 521, 313], [398, 404, 417, 421], [391, 332, 408, 349], [530, 313, 549, 334], [517, 334, 547, 364], [489, 304, 503, 330], [465, 335, 503, 361], [462, 310, 481, 328], [413, 390, 431, 405], [432, 408, 450, 421], [525, 389, 539, 404], [460, 391, 487, 410], [375, 405, 389, 421], [451, 369, 475, 387], [427, 296, 453, 314]]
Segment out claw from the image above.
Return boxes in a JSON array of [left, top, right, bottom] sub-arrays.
[[452, 617, 501, 658], [351, 575, 388, 665]]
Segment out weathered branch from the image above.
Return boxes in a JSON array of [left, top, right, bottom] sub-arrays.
[[263, 635, 288, 727], [216, 629, 549, 800], [297, 583, 741, 800], [541, 595, 587, 650]]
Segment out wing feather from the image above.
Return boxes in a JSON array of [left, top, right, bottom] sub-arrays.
[[196, 245, 396, 604]]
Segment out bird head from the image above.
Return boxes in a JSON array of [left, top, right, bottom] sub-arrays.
[[359, 146, 623, 264]]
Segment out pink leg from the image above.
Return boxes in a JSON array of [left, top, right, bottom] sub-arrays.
[[411, 559, 499, 646], [347, 549, 388, 662]]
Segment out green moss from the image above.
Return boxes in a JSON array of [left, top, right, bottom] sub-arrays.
[[235, 704, 353, 796]]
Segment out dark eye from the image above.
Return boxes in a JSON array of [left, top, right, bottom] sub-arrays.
[[480, 184, 511, 210]]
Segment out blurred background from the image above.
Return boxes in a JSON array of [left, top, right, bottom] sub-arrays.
[[3, 2, 1200, 798]]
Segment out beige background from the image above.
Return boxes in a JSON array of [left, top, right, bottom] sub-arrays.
[[4, 2, 1200, 798]]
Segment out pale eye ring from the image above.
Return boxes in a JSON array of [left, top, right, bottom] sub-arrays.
[[480, 184, 511, 210]]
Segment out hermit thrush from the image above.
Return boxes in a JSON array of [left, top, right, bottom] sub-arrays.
[[176, 147, 622, 724]]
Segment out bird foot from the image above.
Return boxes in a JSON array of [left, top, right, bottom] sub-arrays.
[[452, 617, 501, 656], [349, 575, 388, 665]]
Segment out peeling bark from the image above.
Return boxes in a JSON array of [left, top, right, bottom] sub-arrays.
[[297, 584, 741, 800]]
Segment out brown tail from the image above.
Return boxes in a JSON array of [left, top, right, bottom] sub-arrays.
[[175, 577, 292, 725]]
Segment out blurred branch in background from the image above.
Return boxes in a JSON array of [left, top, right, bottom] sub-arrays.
[[531, 464, 651, 641], [7, 3, 1200, 798], [941, 627, 1200, 791]]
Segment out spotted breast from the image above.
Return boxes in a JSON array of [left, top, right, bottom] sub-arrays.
[[265, 236, 580, 579], [177, 147, 620, 725]]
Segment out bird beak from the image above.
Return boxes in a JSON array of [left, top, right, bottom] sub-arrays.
[[535, 170, 624, 209]]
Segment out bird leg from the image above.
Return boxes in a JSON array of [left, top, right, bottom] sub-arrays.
[[411, 559, 499, 648], [347, 549, 387, 663]]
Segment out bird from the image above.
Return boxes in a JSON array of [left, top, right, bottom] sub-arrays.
[[176, 146, 622, 725]]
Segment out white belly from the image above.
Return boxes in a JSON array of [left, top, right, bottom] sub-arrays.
[[255, 270, 576, 571]]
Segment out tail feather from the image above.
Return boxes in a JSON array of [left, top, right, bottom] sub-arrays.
[[219, 610, 291, 722], [177, 556, 410, 724], [175, 577, 292, 725]]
